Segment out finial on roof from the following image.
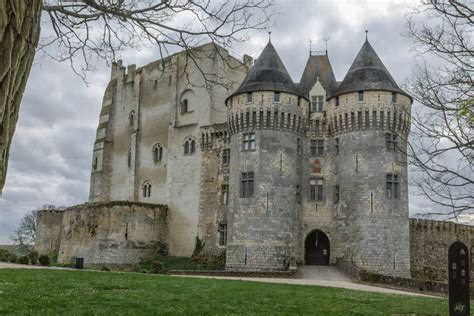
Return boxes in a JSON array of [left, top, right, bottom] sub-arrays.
[[365, 30, 368, 42], [268, 31, 272, 42], [308, 39, 313, 56], [323, 37, 330, 56]]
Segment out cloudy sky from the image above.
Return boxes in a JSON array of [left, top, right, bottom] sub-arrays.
[[0, 0, 442, 243]]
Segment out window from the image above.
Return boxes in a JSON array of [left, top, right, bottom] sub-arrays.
[[386, 174, 399, 199], [242, 132, 256, 151], [310, 178, 324, 201], [127, 149, 132, 168], [310, 140, 324, 156], [93, 157, 98, 170], [218, 223, 227, 246], [358, 91, 364, 102], [246, 92, 253, 103], [335, 96, 339, 107], [222, 148, 230, 165], [386, 133, 397, 151], [335, 138, 339, 155], [241, 172, 254, 197], [392, 92, 397, 103], [128, 110, 135, 127], [297, 138, 302, 155], [274, 91, 281, 103], [142, 181, 151, 198], [184, 137, 196, 155], [181, 99, 189, 114], [152, 144, 163, 163], [334, 185, 340, 204], [221, 184, 229, 205], [311, 95, 324, 112], [296, 185, 302, 204]]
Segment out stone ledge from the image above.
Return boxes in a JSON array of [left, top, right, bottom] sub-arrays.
[[169, 269, 297, 278], [67, 201, 167, 211]]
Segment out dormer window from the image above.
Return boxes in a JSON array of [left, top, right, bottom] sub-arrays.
[[274, 92, 281, 103], [246, 92, 253, 103], [311, 96, 324, 112], [181, 99, 189, 114], [358, 91, 364, 102], [392, 92, 397, 103]]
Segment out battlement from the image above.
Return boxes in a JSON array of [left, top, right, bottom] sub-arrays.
[[409, 217, 474, 234]]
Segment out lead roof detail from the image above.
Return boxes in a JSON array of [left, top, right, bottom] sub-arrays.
[[333, 39, 410, 98], [228, 40, 303, 100]]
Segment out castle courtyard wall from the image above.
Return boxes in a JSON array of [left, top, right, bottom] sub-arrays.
[[56, 202, 167, 266]]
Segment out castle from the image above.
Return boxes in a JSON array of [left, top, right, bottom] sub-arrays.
[[35, 37, 415, 277]]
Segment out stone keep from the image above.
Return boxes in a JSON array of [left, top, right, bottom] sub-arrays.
[[35, 39, 414, 277]]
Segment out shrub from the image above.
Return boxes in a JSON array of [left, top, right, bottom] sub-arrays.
[[18, 256, 29, 265], [39, 255, 50, 266], [0, 249, 10, 262], [28, 251, 39, 265], [8, 254, 17, 263], [100, 265, 111, 272]]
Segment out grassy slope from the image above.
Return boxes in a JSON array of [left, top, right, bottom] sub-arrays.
[[0, 269, 447, 315]]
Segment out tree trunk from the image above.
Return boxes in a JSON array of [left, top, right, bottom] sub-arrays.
[[0, 1, 42, 192]]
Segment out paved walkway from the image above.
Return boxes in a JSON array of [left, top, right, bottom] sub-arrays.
[[0, 262, 438, 297]]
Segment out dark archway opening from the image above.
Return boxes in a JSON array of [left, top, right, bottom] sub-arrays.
[[305, 230, 330, 265]]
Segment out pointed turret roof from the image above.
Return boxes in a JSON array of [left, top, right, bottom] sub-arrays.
[[228, 41, 302, 99], [298, 54, 338, 97], [334, 40, 409, 98]]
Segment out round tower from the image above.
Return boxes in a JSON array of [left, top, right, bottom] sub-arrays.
[[327, 39, 412, 277], [225, 40, 309, 271]]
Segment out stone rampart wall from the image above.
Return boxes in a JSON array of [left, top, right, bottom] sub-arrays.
[[35, 209, 65, 255]]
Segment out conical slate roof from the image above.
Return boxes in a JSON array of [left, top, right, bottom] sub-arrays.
[[229, 41, 302, 98], [298, 54, 338, 97], [334, 40, 409, 98]]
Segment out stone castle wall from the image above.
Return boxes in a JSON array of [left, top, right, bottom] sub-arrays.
[[410, 218, 473, 282], [36, 202, 167, 266], [35, 209, 65, 255]]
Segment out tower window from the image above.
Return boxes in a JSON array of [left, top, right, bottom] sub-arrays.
[[241, 172, 254, 197], [334, 185, 340, 204], [246, 92, 253, 103], [311, 95, 324, 112], [386, 174, 399, 199], [218, 223, 227, 246], [152, 143, 163, 163], [274, 92, 281, 103], [184, 137, 196, 155], [128, 110, 135, 127], [358, 91, 364, 102], [93, 157, 98, 170], [222, 148, 230, 165], [127, 149, 132, 168], [310, 178, 324, 201], [386, 133, 397, 151], [221, 184, 229, 205], [335, 96, 339, 107], [297, 138, 302, 155], [296, 185, 302, 204], [181, 99, 189, 114], [392, 92, 397, 103], [335, 138, 339, 155], [310, 139, 324, 156], [142, 181, 152, 198], [242, 132, 256, 151]]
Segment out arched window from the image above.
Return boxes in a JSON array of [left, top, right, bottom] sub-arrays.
[[127, 149, 132, 168], [142, 181, 151, 198], [181, 99, 189, 114], [152, 143, 163, 163], [183, 137, 196, 155], [128, 110, 135, 127]]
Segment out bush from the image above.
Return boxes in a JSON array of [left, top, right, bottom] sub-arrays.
[[100, 265, 111, 272], [28, 251, 39, 265], [39, 255, 50, 266], [0, 249, 10, 262], [18, 256, 29, 265], [8, 254, 17, 263]]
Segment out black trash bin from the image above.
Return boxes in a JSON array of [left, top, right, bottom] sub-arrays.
[[75, 257, 84, 269]]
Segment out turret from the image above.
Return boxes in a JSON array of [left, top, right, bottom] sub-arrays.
[[225, 40, 309, 271], [326, 38, 412, 277]]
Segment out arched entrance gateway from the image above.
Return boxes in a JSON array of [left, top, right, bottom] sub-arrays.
[[305, 230, 330, 265]]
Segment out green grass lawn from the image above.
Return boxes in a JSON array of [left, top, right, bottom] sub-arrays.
[[0, 269, 448, 315]]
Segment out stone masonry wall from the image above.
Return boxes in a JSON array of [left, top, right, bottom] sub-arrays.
[[57, 202, 167, 266], [35, 209, 65, 255], [410, 218, 473, 282]]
